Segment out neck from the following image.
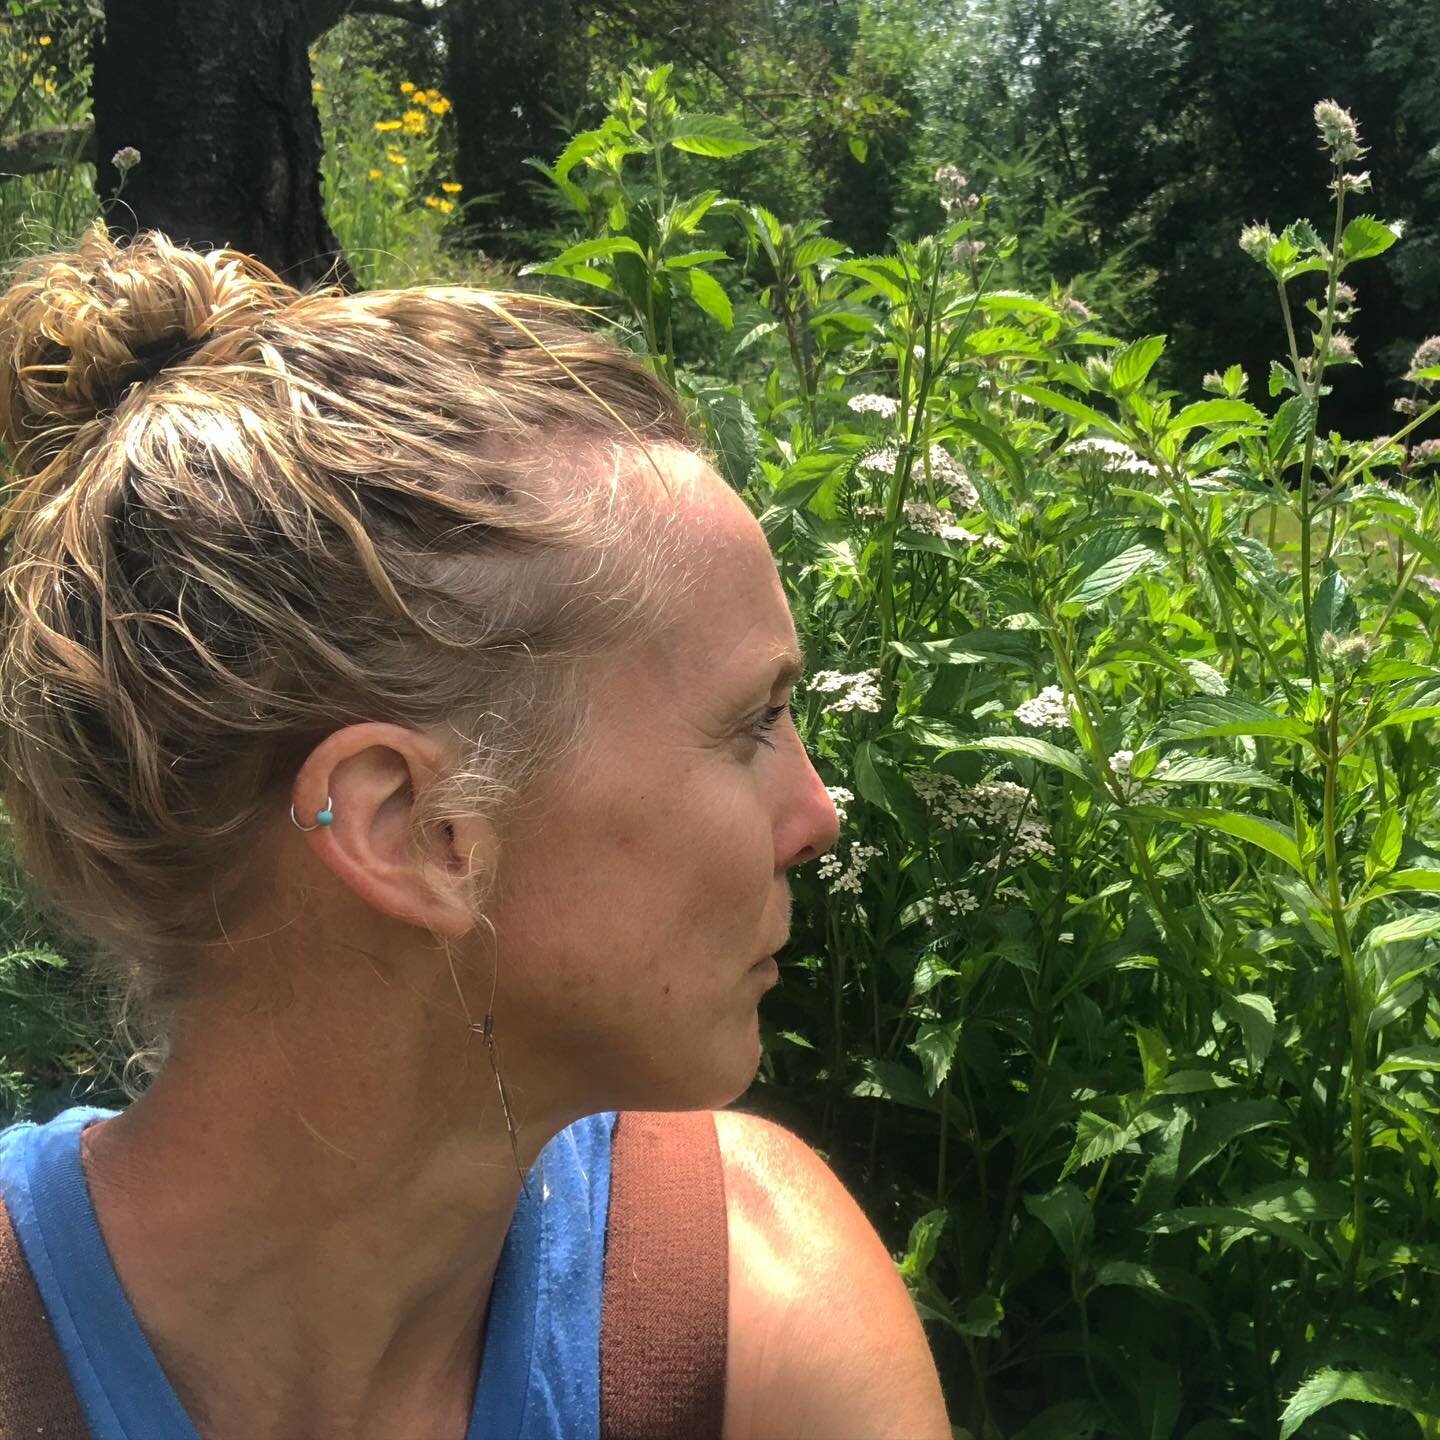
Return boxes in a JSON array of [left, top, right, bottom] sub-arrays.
[[77, 928, 567, 1439]]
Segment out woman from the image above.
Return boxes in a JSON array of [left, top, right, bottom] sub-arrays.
[[0, 228, 951, 1439]]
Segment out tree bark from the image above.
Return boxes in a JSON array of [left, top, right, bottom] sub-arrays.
[[93, 0, 346, 287], [444, 0, 587, 256]]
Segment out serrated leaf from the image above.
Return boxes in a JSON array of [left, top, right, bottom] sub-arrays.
[[1066, 540, 1165, 605], [1111, 334, 1166, 392], [944, 735, 1091, 782], [1280, 1368, 1427, 1440], [1221, 991, 1276, 1072], [1269, 395, 1316, 465], [676, 267, 733, 328], [1182, 658, 1229, 695], [1341, 216, 1402, 263], [1367, 808, 1404, 879], [1024, 1183, 1092, 1264], [907, 1020, 962, 1095], [667, 114, 764, 157], [1147, 756, 1280, 789], [1376, 1044, 1440, 1075], [1156, 696, 1313, 746], [1170, 398, 1264, 434], [1177, 1100, 1289, 1185], [1137, 806, 1306, 875]]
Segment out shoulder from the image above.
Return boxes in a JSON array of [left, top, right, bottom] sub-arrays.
[[710, 1109, 952, 1440]]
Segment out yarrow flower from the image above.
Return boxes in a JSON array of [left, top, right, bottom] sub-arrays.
[[1415, 574, 1440, 595], [909, 774, 1056, 863], [110, 146, 141, 174], [848, 393, 899, 418], [1014, 685, 1073, 730], [925, 445, 980, 508], [1067, 436, 1158, 477], [1410, 438, 1440, 465], [817, 841, 883, 895], [1107, 748, 1172, 801], [809, 669, 883, 714], [903, 502, 981, 545], [825, 786, 855, 824], [935, 889, 979, 917]]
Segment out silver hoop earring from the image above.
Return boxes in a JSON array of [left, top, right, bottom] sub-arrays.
[[290, 796, 335, 832]]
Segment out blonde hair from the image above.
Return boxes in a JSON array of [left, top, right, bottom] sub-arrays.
[[0, 225, 697, 1091]]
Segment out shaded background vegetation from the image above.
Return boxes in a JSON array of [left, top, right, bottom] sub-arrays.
[[9, 4, 1440, 1438]]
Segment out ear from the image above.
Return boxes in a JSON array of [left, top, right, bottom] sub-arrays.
[[290, 723, 496, 938]]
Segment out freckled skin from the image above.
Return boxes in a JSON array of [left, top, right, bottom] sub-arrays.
[[477, 448, 840, 1119]]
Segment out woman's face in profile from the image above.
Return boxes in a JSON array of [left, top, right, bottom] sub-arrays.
[[484, 449, 841, 1114]]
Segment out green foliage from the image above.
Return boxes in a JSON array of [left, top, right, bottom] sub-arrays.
[[527, 75, 1440, 1437], [310, 28, 471, 290], [0, 2, 99, 267]]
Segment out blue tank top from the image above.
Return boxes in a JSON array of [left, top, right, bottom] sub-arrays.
[[0, 1104, 618, 1439]]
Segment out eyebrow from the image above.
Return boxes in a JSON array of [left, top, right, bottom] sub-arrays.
[[770, 641, 808, 692]]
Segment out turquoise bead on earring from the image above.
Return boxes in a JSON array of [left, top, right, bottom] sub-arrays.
[[316, 807, 334, 827]]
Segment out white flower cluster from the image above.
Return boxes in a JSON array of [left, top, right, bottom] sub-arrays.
[[908, 774, 1056, 864], [925, 446, 981, 509], [809, 668, 884, 714], [857, 445, 980, 511], [1015, 685, 1073, 730], [825, 785, 855, 824], [817, 840, 882, 895], [1068, 436, 1158, 478], [903, 501, 981, 545], [1415, 574, 1440, 596], [936, 888, 979, 916], [1107, 748, 1173, 801], [848, 393, 899, 418]]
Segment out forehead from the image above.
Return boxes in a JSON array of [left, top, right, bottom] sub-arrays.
[[627, 448, 802, 687]]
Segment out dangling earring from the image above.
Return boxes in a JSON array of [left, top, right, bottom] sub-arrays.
[[447, 926, 531, 1203]]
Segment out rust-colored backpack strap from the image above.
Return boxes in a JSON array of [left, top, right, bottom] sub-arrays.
[[0, 1192, 90, 1440], [599, 1110, 728, 1440]]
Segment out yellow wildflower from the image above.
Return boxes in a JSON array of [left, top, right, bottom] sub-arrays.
[[368, 167, 382, 180], [399, 81, 416, 94], [19, 50, 28, 62], [428, 97, 452, 117], [43, 77, 54, 93], [386, 148, 405, 165], [437, 198, 455, 214], [312, 82, 325, 94], [374, 119, 402, 132], [423, 89, 442, 103], [423, 195, 441, 209], [401, 108, 427, 134], [441, 181, 462, 194], [39, 34, 51, 45]]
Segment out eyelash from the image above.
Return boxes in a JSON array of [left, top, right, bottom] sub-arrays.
[[747, 702, 793, 750]]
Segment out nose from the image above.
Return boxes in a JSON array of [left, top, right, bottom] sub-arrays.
[[778, 735, 842, 869]]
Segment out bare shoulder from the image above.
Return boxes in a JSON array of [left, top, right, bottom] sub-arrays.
[[711, 1109, 952, 1440]]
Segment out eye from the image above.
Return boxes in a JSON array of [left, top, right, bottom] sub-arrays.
[[745, 701, 793, 751]]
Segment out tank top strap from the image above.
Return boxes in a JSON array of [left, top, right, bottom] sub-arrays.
[[599, 1109, 728, 1440]]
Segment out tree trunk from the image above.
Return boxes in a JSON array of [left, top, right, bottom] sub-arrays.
[[93, 0, 346, 287], [444, 0, 586, 256]]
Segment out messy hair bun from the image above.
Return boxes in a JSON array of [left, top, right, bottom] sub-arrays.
[[0, 224, 296, 479], [0, 226, 695, 1092]]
